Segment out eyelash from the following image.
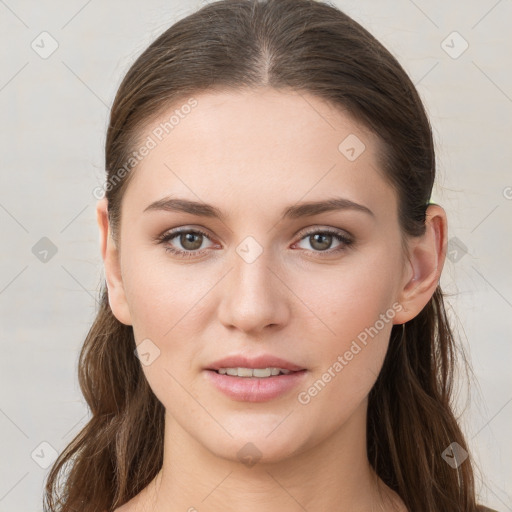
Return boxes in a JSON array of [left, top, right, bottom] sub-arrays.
[[156, 227, 354, 259]]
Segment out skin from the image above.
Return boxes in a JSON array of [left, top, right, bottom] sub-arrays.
[[96, 87, 447, 512]]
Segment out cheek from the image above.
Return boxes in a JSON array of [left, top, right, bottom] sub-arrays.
[[292, 249, 400, 409], [120, 248, 229, 402], [294, 248, 401, 348], [122, 247, 208, 337]]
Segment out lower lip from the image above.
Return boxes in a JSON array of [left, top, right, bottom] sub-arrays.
[[204, 369, 308, 402]]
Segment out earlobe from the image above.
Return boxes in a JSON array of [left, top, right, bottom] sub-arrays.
[[95, 199, 133, 326], [393, 204, 447, 324]]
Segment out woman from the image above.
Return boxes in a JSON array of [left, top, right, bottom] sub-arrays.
[[44, 0, 497, 510]]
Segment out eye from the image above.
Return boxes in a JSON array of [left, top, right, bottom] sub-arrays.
[[157, 228, 215, 258], [293, 228, 353, 255], [156, 226, 354, 259]]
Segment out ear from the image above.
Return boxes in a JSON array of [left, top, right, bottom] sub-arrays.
[[96, 198, 133, 326], [393, 204, 448, 324]]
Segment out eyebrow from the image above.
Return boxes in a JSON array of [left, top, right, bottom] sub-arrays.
[[143, 196, 374, 221]]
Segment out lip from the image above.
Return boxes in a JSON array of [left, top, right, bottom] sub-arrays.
[[204, 368, 308, 402], [205, 354, 306, 372], [204, 354, 307, 402]]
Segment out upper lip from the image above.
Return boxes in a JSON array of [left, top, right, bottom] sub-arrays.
[[205, 354, 306, 372]]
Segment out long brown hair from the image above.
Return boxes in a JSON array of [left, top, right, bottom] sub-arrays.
[[44, 1, 483, 510]]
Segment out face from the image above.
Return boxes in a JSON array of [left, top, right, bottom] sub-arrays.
[[101, 87, 420, 464]]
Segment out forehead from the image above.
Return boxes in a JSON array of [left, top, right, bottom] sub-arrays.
[[121, 87, 397, 222]]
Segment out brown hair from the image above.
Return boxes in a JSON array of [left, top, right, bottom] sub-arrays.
[[44, 1, 484, 510]]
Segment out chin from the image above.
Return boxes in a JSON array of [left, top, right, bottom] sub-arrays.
[[192, 418, 318, 468]]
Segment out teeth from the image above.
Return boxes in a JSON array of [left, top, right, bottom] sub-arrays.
[[217, 367, 292, 377]]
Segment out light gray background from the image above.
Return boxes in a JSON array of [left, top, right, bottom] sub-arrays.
[[1, 0, 511, 510]]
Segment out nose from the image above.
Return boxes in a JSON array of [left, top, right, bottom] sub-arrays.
[[216, 246, 291, 335]]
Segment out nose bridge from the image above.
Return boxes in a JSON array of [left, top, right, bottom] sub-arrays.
[[217, 235, 289, 333]]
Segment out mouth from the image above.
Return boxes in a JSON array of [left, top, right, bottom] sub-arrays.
[[203, 354, 307, 401]]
